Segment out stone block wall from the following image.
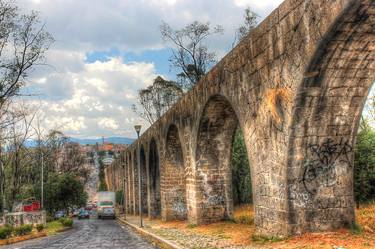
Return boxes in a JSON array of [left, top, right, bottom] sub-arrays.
[[105, 0, 374, 237]]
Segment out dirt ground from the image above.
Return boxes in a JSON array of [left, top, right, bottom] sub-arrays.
[[125, 203, 375, 249]]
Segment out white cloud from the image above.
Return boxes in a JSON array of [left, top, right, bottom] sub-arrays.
[[98, 118, 119, 130], [18, 0, 283, 53], [234, 0, 283, 9], [27, 56, 155, 138], [17, 0, 284, 138]]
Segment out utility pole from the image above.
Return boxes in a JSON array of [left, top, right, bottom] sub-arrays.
[[0, 158, 5, 213], [41, 147, 44, 209], [0, 133, 6, 213]]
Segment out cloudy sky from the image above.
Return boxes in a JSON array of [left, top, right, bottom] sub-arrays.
[[18, 0, 284, 139]]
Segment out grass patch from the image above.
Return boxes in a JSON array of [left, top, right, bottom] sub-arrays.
[[45, 220, 66, 235], [356, 202, 375, 232], [233, 215, 254, 225], [59, 218, 73, 227], [252, 234, 284, 244], [233, 204, 254, 225], [186, 224, 197, 229], [351, 223, 363, 235]]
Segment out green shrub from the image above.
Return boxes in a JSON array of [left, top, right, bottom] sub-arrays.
[[36, 224, 45, 232], [0, 225, 13, 239], [13, 224, 33, 236], [59, 218, 73, 227]]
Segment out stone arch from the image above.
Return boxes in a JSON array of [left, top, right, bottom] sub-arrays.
[[195, 94, 251, 223], [140, 145, 148, 214], [149, 138, 161, 217], [162, 124, 187, 220], [287, 0, 375, 234]]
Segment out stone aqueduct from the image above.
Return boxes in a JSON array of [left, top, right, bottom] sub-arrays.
[[104, 0, 375, 237]]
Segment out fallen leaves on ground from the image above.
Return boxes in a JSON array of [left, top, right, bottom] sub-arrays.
[[126, 203, 375, 249]]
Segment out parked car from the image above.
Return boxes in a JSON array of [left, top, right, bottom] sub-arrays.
[[72, 209, 80, 217], [54, 210, 66, 219], [78, 209, 90, 219]]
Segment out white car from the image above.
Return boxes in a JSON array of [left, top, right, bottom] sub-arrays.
[[99, 207, 115, 219]]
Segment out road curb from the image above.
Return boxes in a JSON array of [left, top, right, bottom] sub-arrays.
[[0, 232, 47, 245], [117, 217, 184, 249]]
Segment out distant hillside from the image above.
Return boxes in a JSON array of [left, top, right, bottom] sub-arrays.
[[25, 136, 134, 147], [69, 137, 134, 145]]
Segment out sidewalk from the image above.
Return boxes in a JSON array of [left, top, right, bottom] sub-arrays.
[[118, 205, 262, 249]]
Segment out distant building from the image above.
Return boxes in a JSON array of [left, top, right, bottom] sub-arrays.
[[98, 142, 113, 152]]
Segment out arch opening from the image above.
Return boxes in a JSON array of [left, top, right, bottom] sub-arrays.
[[354, 85, 375, 209], [163, 124, 187, 220], [195, 95, 253, 223], [231, 127, 252, 208], [149, 138, 161, 217]]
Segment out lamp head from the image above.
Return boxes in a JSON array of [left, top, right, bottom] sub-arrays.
[[134, 125, 142, 136]]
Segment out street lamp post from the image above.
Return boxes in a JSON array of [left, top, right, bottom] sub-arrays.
[[123, 178, 126, 219], [134, 125, 142, 228], [41, 149, 44, 210]]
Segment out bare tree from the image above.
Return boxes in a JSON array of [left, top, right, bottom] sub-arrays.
[[45, 129, 67, 173], [160, 21, 223, 90], [0, 103, 36, 209], [362, 89, 375, 128], [60, 142, 89, 182], [233, 7, 258, 46], [0, 0, 53, 110], [132, 76, 183, 125]]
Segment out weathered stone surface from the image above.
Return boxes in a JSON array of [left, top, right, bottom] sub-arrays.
[[105, 0, 375, 237]]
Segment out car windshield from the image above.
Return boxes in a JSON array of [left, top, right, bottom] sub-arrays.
[[99, 201, 113, 206]]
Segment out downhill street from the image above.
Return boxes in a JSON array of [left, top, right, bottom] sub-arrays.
[[3, 218, 156, 249]]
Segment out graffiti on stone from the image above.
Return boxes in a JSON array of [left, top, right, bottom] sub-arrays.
[[288, 181, 311, 208], [167, 188, 187, 216], [207, 195, 225, 206], [199, 171, 225, 206], [23, 211, 45, 225], [288, 138, 353, 207], [172, 197, 186, 215], [302, 138, 352, 195], [3, 211, 45, 227]]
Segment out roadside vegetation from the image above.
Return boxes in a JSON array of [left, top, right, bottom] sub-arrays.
[[0, 217, 73, 243]]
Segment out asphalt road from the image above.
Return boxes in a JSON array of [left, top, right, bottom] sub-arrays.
[[3, 218, 157, 249]]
